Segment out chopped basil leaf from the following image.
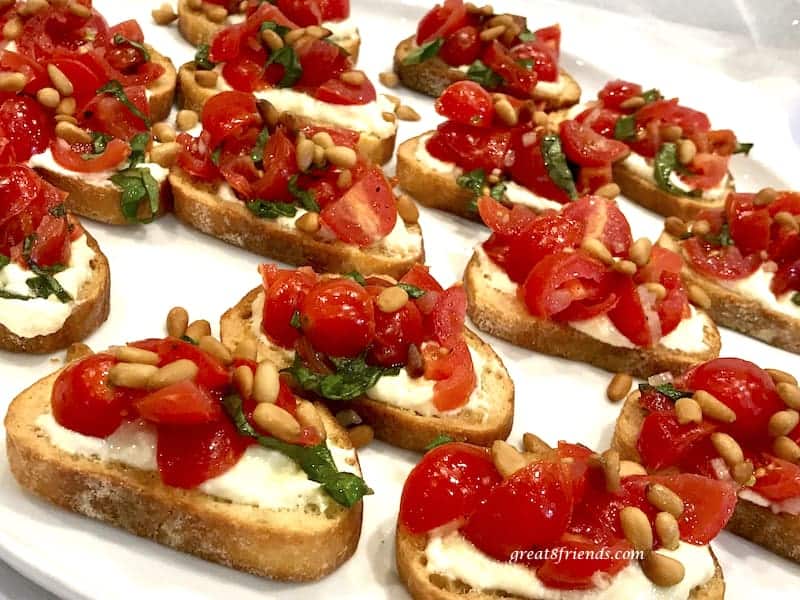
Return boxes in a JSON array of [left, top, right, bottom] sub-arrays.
[[284, 353, 401, 402], [639, 382, 692, 402], [457, 168, 486, 212], [734, 142, 753, 156], [222, 394, 372, 508], [0, 289, 32, 300], [260, 20, 290, 38], [127, 132, 150, 168], [97, 81, 152, 127], [267, 46, 302, 88], [397, 282, 425, 299], [792, 292, 800, 306], [112, 33, 150, 62], [22, 234, 35, 256], [653, 143, 689, 196], [490, 181, 507, 202], [0, 254, 8, 269], [343, 271, 367, 286], [245, 200, 298, 219], [518, 29, 535, 42], [290, 310, 302, 329], [210, 147, 221, 166], [704, 222, 734, 247], [250, 127, 270, 163], [26, 269, 72, 303], [402, 37, 443, 65], [91, 132, 113, 155], [424, 434, 454, 452], [181, 334, 199, 345], [110, 167, 161, 223], [517, 58, 534, 70], [465, 59, 503, 88], [48, 204, 67, 218], [288, 174, 320, 211], [641, 88, 662, 103], [194, 44, 216, 70], [541, 134, 577, 200], [614, 114, 637, 141]]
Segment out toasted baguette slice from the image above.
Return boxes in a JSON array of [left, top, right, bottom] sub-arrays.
[[0, 231, 110, 354], [464, 251, 721, 378], [5, 371, 363, 581], [393, 36, 581, 111], [146, 46, 179, 123], [658, 231, 800, 354], [169, 168, 424, 279], [220, 288, 514, 452], [395, 524, 724, 600], [613, 390, 800, 563], [177, 62, 395, 165], [612, 161, 734, 222]]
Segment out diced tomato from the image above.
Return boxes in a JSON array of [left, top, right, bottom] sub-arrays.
[[637, 412, 716, 470], [682, 235, 761, 281], [608, 278, 665, 347], [0, 97, 52, 162], [400, 264, 445, 294], [277, 0, 322, 26], [221, 48, 267, 93], [130, 338, 232, 393], [559, 120, 629, 167], [435, 81, 494, 127], [210, 3, 296, 63], [423, 341, 477, 411], [0, 165, 59, 256], [426, 121, 512, 173], [45, 57, 106, 110], [561, 196, 633, 257], [368, 287, 424, 367], [439, 25, 481, 66], [399, 442, 501, 534], [429, 286, 468, 349], [177, 130, 219, 181], [135, 380, 223, 425], [752, 456, 800, 502], [249, 127, 297, 201], [315, 77, 376, 106], [509, 129, 572, 204], [299, 124, 359, 149], [416, 0, 467, 45], [17, 4, 110, 61], [477, 196, 537, 237], [29, 214, 70, 268], [768, 192, 800, 217], [80, 85, 150, 141], [636, 246, 683, 284], [0, 50, 49, 95], [50, 138, 131, 173], [575, 105, 621, 139], [259, 265, 318, 349], [201, 91, 261, 149], [655, 272, 690, 337], [320, 0, 349, 20], [482, 40, 537, 97], [681, 153, 729, 190], [772, 259, 800, 297], [536, 535, 632, 590], [597, 80, 643, 111], [295, 37, 350, 88], [725, 194, 771, 255], [509, 39, 558, 82]]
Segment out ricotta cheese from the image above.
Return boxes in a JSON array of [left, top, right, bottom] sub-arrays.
[[425, 532, 715, 600], [0, 235, 95, 338], [622, 153, 730, 202], [720, 266, 800, 318], [28, 149, 170, 185]]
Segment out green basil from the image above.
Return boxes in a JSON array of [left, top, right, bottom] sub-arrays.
[[210, 147, 221, 166], [424, 434, 454, 452], [194, 44, 216, 70], [251, 127, 270, 163], [638, 382, 692, 402], [704, 223, 734, 247], [641, 88, 662, 103], [267, 46, 302, 88], [290, 310, 302, 329], [343, 271, 367, 286], [402, 38, 443, 65], [284, 354, 401, 402], [246, 200, 298, 219], [260, 20, 290, 38], [541, 134, 577, 199], [90, 132, 113, 155], [517, 58, 534, 71], [490, 181, 507, 201], [222, 394, 372, 508], [465, 59, 503, 88], [112, 34, 150, 62], [127, 132, 151, 168], [397, 282, 425, 299], [734, 142, 753, 156], [288, 174, 320, 211], [48, 204, 67, 218], [653, 143, 688, 196], [0, 254, 9, 269], [614, 115, 637, 141], [26, 269, 72, 303], [518, 29, 535, 42], [110, 167, 161, 223], [792, 292, 800, 307], [97, 81, 152, 127]]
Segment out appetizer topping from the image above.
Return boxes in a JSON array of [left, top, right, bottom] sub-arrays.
[[634, 358, 800, 510], [424, 81, 629, 210], [399, 438, 734, 590]]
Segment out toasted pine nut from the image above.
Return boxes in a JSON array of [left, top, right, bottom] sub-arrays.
[[646, 483, 684, 517], [112, 346, 160, 366], [620, 96, 645, 110], [377, 286, 409, 313], [348, 424, 374, 448], [688, 284, 711, 309], [153, 122, 177, 143], [47, 64, 73, 97], [109, 363, 159, 389], [234, 338, 257, 362], [296, 137, 315, 171], [675, 397, 702, 425], [176, 109, 199, 132], [774, 436, 800, 462], [620, 506, 653, 550], [295, 400, 326, 439], [340, 70, 366, 86], [253, 360, 280, 404], [36, 87, 60, 108], [203, 4, 228, 23], [711, 432, 744, 467], [732, 460, 754, 485], [607, 373, 632, 402], [54, 114, 78, 124], [198, 335, 233, 365], [620, 460, 647, 478], [629, 237, 653, 267], [640, 551, 685, 586], [602, 449, 621, 493], [522, 432, 551, 454], [55, 121, 92, 144], [775, 211, 799, 232], [296, 211, 320, 234], [395, 104, 421, 121], [694, 389, 736, 423], [778, 383, 800, 410], [2, 17, 21, 40], [379, 71, 399, 88], [533, 110, 549, 126], [383, 93, 401, 108], [613, 259, 637, 276], [382, 111, 397, 123], [644, 282, 667, 301], [487, 14, 514, 27], [665, 216, 688, 237], [595, 182, 621, 199], [253, 403, 301, 443], [325, 145, 357, 168], [185, 319, 211, 340], [768, 410, 800, 438], [336, 409, 362, 428], [767, 368, 797, 386], [261, 27, 284, 51], [337, 169, 352, 189], [57, 96, 76, 116], [660, 125, 683, 142], [234, 365, 254, 399], [492, 440, 528, 478], [20, 0, 48, 15], [150, 142, 180, 168], [311, 131, 334, 149], [581, 238, 613, 265], [480, 24, 506, 41], [284, 28, 306, 45], [67, 0, 91, 18], [149, 359, 199, 389], [397, 194, 419, 224], [195, 69, 219, 88], [691, 219, 711, 236], [257, 100, 279, 127], [754, 187, 778, 206], [305, 25, 330, 39], [166, 306, 189, 338], [187, 0, 202, 8], [0, 71, 26, 92], [152, 4, 178, 25], [677, 139, 696, 165], [494, 98, 518, 126], [655, 512, 680, 550], [65, 342, 92, 362]]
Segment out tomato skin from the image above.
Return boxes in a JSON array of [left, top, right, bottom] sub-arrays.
[[80, 85, 150, 141], [0, 96, 52, 162], [135, 381, 223, 425], [320, 0, 349, 20], [559, 120, 629, 167], [399, 442, 501, 534], [682, 236, 761, 281], [509, 39, 558, 82], [637, 412, 715, 470], [45, 57, 105, 109], [426, 121, 512, 173], [416, 0, 467, 45], [177, 131, 219, 181], [575, 105, 621, 139], [260, 266, 319, 349], [509, 129, 572, 204], [536, 535, 632, 590], [300, 278, 376, 357], [368, 290, 424, 367], [481, 40, 537, 97], [315, 77, 376, 106], [277, 0, 323, 26], [752, 456, 800, 502], [250, 127, 297, 202], [561, 196, 632, 258], [201, 91, 261, 149], [597, 80, 642, 111], [130, 339, 232, 393], [439, 25, 481, 66], [51, 138, 131, 173], [427, 341, 476, 411], [29, 214, 70, 268], [435, 81, 493, 127], [0, 50, 49, 96], [429, 286, 468, 349], [681, 152, 728, 190]]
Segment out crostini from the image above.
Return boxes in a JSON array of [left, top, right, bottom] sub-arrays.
[[396, 436, 731, 599], [176, 0, 360, 60], [657, 190, 800, 354], [5, 322, 369, 581], [562, 79, 750, 220], [612, 358, 800, 563], [393, 1, 580, 110], [397, 81, 629, 221], [177, 2, 396, 164], [170, 91, 424, 278], [219, 264, 514, 452], [0, 164, 109, 354], [464, 195, 721, 378]]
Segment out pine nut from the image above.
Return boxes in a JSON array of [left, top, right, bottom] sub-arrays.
[[692, 219, 711, 236], [348, 424, 374, 448], [311, 131, 334, 149], [261, 27, 284, 51], [607, 373, 632, 402], [150, 142, 180, 168], [295, 400, 326, 439], [234, 365, 253, 399], [187, 0, 202, 8], [654, 512, 680, 551], [660, 125, 683, 142], [732, 460, 754, 485], [337, 169, 352, 189], [487, 14, 514, 27], [377, 286, 409, 313], [777, 383, 800, 410], [688, 284, 711, 310], [305, 25, 330, 39], [166, 306, 189, 338], [396, 104, 421, 121], [522, 432, 551, 454], [675, 397, 702, 425], [336, 409, 362, 428], [65, 342, 93, 362], [253, 403, 301, 443], [176, 109, 199, 132], [533, 110, 549, 126], [112, 346, 160, 366], [340, 70, 366, 86], [620, 460, 647, 478], [774, 436, 800, 462], [296, 211, 320, 233], [595, 182, 621, 199], [47, 64, 73, 97], [0, 72, 27, 92], [677, 139, 696, 165], [284, 28, 306, 45], [620, 506, 653, 550], [382, 111, 397, 123], [581, 238, 613, 265], [2, 17, 21, 40], [296, 137, 315, 171], [67, 0, 91, 18], [149, 359, 199, 389], [620, 96, 645, 110], [775, 211, 799, 232], [257, 100, 279, 127], [185, 319, 212, 340], [767, 369, 797, 386], [397, 194, 419, 224], [55, 114, 77, 124], [379, 71, 399, 88], [198, 335, 233, 365], [494, 98, 518, 126], [203, 4, 228, 23], [694, 390, 736, 423], [233, 338, 257, 361], [55, 121, 92, 144], [628, 238, 652, 267], [641, 551, 685, 586], [384, 93, 401, 108], [768, 410, 800, 437], [36, 87, 60, 108], [480, 24, 506, 41], [152, 4, 178, 25], [492, 440, 528, 478], [21, 0, 48, 15], [711, 432, 744, 467], [57, 96, 76, 116], [195, 69, 219, 88], [602, 449, 621, 493], [665, 216, 688, 237], [325, 145, 357, 168], [753, 187, 778, 206], [109, 363, 160, 389], [153, 122, 177, 143], [253, 360, 280, 404], [646, 483, 684, 516], [644, 282, 667, 301], [613, 259, 637, 276]]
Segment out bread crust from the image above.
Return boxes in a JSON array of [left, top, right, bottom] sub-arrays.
[[395, 524, 725, 599], [176, 62, 395, 164], [5, 370, 363, 581], [659, 231, 800, 354], [147, 46, 179, 123], [170, 167, 424, 279], [393, 36, 581, 111], [0, 231, 110, 354], [464, 252, 721, 379], [613, 391, 800, 564], [175, 0, 360, 60], [219, 287, 515, 452]]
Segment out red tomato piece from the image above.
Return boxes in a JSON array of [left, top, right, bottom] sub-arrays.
[[250, 127, 298, 202], [752, 456, 800, 502], [0, 97, 52, 162], [426, 121, 512, 173], [130, 338, 232, 393], [221, 49, 267, 93], [607, 278, 660, 347], [435, 81, 494, 127], [135, 380, 223, 425], [201, 91, 261, 149], [682, 236, 761, 281], [320, 0, 349, 20], [429, 286, 468, 349], [509, 39, 558, 82], [295, 37, 350, 88], [722, 194, 769, 255], [315, 77, 376, 106], [598, 80, 643, 111], [260, 265, 319, 349], [772, 259, 800, 297], [45, 57, 105, 110], [439, 25, 481, 66], [80, 85, 150, 141], [277, 0, 323, 26], [533, 24, 561, 55], [637, 246, 684, 284], [400, 264, 445, 293], [536, 535, 632, 590], [177, 131, 219, 181], [368, 289, 425, 367], [681, 153, 729, 190], [416, 0, 468, 45], [561, 196, 633, 257], [0, 50, 49, 95], [429, 341, 477, 411], [636, 412, 716, 470], [50, 138, 131, 173], [575, 105, 621, 139], [29, 214, 70, 268], [508, 129, 573, 204], [559, 120, 629, 167], [482, 40, 537, 97]]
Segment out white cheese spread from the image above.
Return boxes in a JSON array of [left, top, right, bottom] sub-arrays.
[[28, 149, 170, 186], [719, 266, 800, 318], [622, 153, 730, 202]]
